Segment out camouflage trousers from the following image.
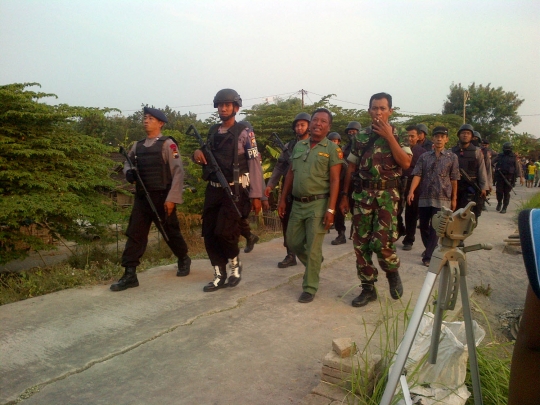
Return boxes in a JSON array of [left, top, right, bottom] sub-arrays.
[[352, 193, 400, 283]]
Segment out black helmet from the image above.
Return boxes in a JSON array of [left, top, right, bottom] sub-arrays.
[[473, 131, 482, 142], [345, 121, 362, 133], [213, 88, 242, 108], [416, 124, 429, 136], [327, 132, 341, 141], [457, 124, 475, 135], [292, 112, 311, 130], [503, 142, 513, 152]]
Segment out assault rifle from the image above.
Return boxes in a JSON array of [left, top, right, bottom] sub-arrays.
[[459, 168, 491, 206], [271, 132, 287, 153], [120, 146, 170, 242], [495, 168, 517, 195], [186, 125, 242, 218]]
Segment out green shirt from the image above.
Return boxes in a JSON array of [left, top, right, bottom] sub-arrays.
[[290, 137, 344, 197]]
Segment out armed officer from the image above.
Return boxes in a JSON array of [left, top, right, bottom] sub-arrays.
[[265, 112, 311, 268], [493, 142, 524, 214], [451, 124, 489, 221], [111, 107, 191, 292], [193, 89, 263, 292]]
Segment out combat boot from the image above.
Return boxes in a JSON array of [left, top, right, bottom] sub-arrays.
[[496, 202, 502, 211], [176, 255, 191, 277], [387, 272, 403, 300], [227, 256, 242, 287], [278, 253, 297, 268], [110, 267, 139, 292], [331, 231, 346, 245], [352, 282, 377, 307], [244, 233, 259, 253], [500, 206, 508, 214], [203, 265, 227, 292]]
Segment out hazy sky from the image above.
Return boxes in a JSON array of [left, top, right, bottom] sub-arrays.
[[1, 0, 539, 135]]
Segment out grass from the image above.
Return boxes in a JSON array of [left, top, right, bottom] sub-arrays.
[[0, 213, 280, 306], [515, 190, 540, 217]]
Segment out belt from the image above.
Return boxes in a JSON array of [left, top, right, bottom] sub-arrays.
[[209, 181, 234, 188], [292, 194, 329, 203], [361, 179, 400, 190]]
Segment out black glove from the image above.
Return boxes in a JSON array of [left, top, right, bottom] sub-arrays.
[[126, 169, 137, 184]]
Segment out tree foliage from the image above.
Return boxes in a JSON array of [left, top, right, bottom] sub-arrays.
[[0, 83, 120, 264], [442, 82, 524, 143]]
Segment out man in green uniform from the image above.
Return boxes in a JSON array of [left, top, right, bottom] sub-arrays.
[[278, 108, 344, 303], [340, 93, 412, 308]]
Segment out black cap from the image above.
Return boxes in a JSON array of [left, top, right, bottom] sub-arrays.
[[481, 139, 489, 144], [143, 106, 168, 123], [432, 126, 448, 136]]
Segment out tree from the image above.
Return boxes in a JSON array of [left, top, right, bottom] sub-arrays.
[[442, 83, 524, 143], [0, 83, 120, 264]]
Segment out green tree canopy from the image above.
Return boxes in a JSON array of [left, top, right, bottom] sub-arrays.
[[442, 82, 524, 143], [0, 83, 120, 264]]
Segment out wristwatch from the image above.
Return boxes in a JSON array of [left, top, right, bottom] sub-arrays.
[[327, 208, 335, 215]]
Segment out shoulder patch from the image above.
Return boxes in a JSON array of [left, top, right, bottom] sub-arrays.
[[169, 142, 179, 159], [336, 147, 343, 160]]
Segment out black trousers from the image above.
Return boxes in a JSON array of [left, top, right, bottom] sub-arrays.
[[457, 183, 482, 221], [122, 191, 188, 268], [496, 176, 513, 208], [397, 179, 420, 245], [418, 206, 441, 262], [202, 184, 251, 267], [280, 194, 294, 254]]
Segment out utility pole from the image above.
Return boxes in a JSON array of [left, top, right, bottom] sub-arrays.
[[463, 90, 470, 124], [300, 89, 307, 108]]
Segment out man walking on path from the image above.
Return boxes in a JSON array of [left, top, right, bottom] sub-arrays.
[[265, 112, 311, 268], [111, 107, 191, 292], [407, 126, 459, 267], [278, 108, 343, 303], [340, 93, 412, 308], [493, 142, 524, 214]]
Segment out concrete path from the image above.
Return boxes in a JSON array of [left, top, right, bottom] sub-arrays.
[[1, 186, 536, 405]]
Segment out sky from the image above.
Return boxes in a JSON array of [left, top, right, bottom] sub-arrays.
[[1, 0, 539, 136]]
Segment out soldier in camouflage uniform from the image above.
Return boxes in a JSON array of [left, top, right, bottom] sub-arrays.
[[340, 93, 412, 308]]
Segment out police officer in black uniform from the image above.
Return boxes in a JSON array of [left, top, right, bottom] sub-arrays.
[[265, 112, 311, 267], [193, 89, 263, 292], [111, 107, 191, 292], [451, 124, 489, 220], [493, 142, 524, 214]]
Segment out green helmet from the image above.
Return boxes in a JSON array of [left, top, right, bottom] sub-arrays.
[[213, 88, 242, 108], [292, 112, 311, 130], [345, 121, 362, 133], [503, 142, 513, 152], [473, 131, 482, 142], [416, 124, 429, 136], [327, 132, 341, 141], [458, 124, 475, 135]]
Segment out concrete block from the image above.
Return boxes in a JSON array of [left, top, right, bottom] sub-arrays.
[[332, 337, 357, 358], [311, 381, 347, 401], [298, 393, 334, 405], [321, 365, 350, 380]]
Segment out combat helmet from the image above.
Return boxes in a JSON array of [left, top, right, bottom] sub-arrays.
[[457, 124, 475, 135], [327, 132, 341, 141], [345, 121, 362, 133], [292, 112, 311, 130], [473, 131, 482, 142], [416, 124, 429, 136], [213, 89, 242, 108], [503, 142, 513, 152]]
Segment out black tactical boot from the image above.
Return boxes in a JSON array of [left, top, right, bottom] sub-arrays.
[[203, 265, 227, 292], [227, 256, 242, 287], [496, 202, 502, 212], [244, 233, 259, 253], [331, 231, 346, 245], [110, 267, 139, 292], [352, 283, 377, 307], [387, 272, 403, 299], [176, 255, 191, 277], [278, 254, 297, 268], [500, 206, 507, 214]]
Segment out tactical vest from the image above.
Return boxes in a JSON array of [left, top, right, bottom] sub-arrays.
[[452, 144, 478, 179], [203, 122, 249, 183], [135, 137, 172, 192], [496, 153, 516, 175]]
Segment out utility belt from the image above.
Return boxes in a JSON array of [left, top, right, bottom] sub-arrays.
[[292, 194, 329, 203], [358, 178, 401, 191], [209, 173, 250, 188]]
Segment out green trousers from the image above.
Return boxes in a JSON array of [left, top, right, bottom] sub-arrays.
[[286, 198, 327, 294]]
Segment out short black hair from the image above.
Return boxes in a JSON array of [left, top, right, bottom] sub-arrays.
[[369, 92, 392, 109], [310, 107, 333, 124], [405, 125, 418, 133]]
